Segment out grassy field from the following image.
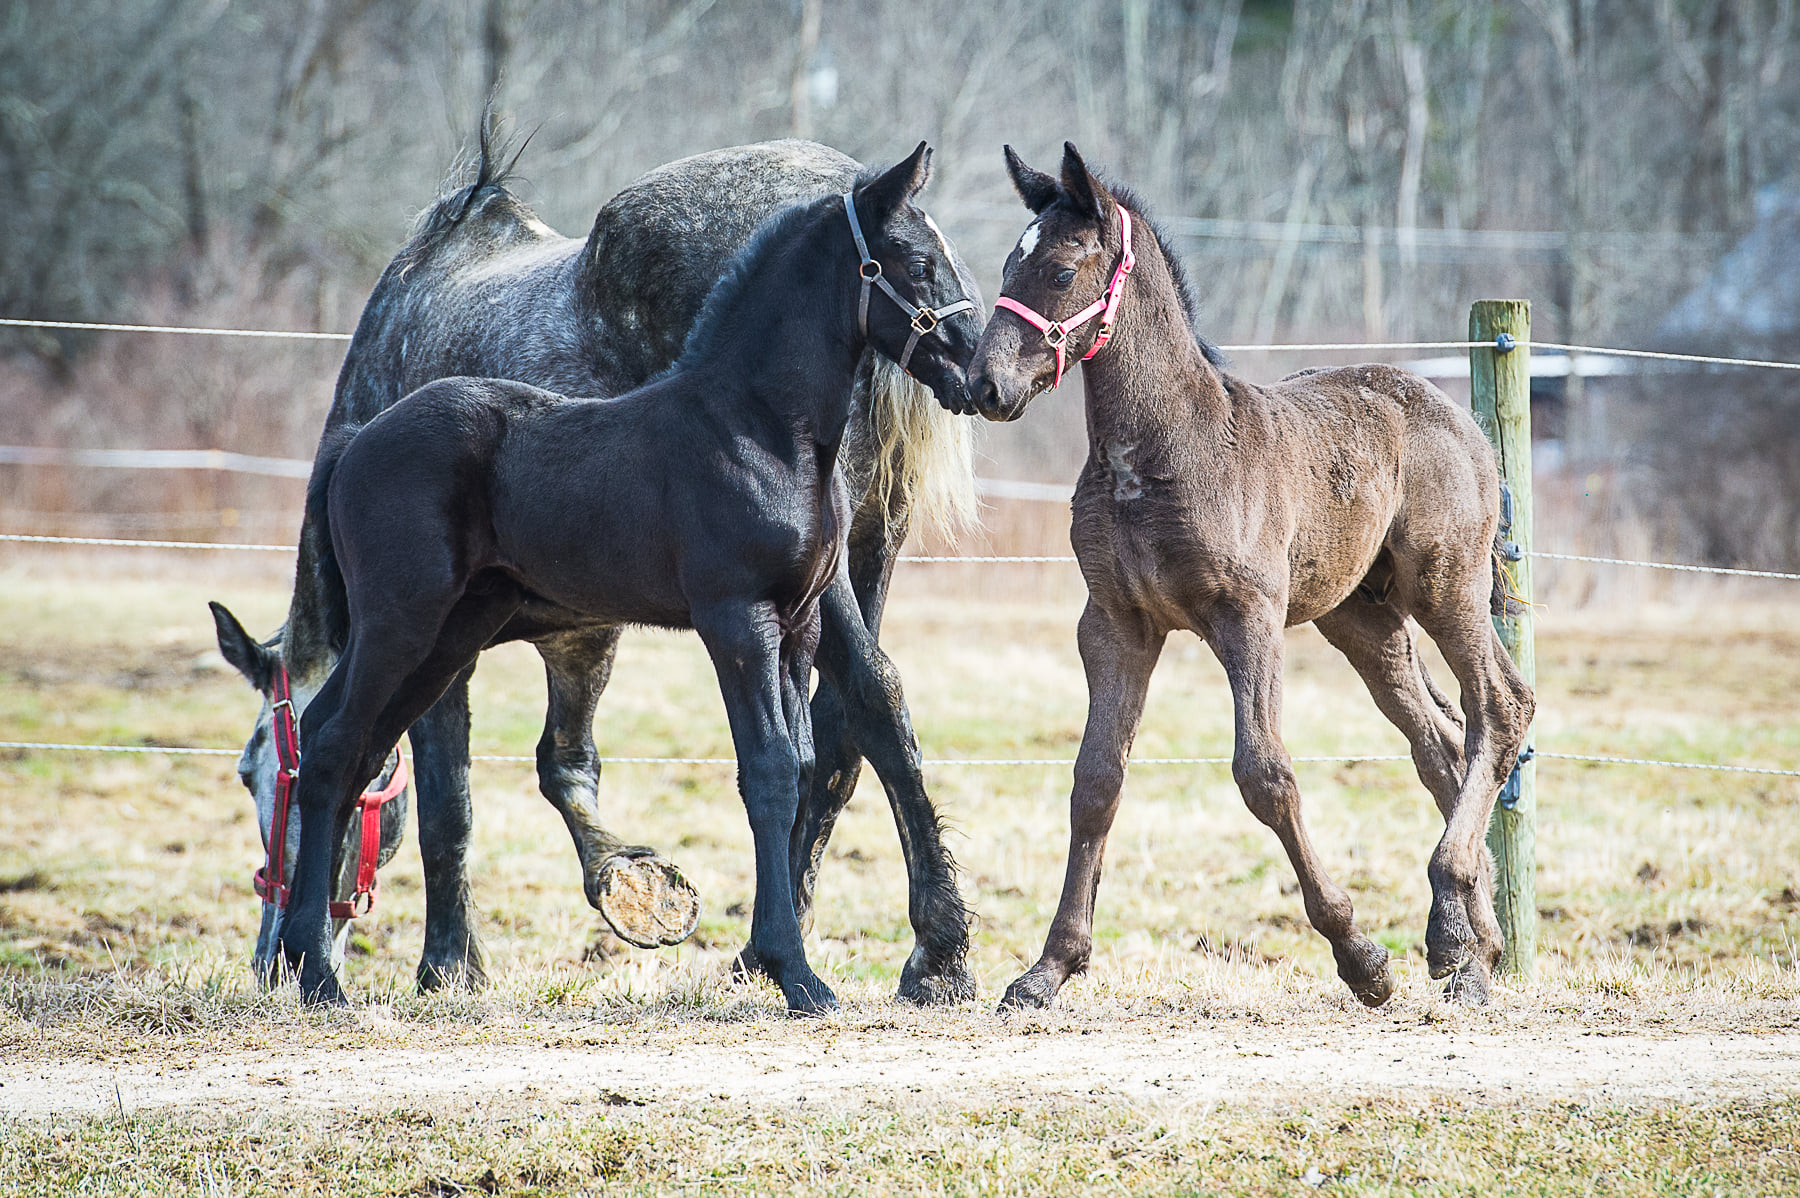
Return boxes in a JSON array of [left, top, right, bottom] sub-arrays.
[[2, 556, 1797, 1194]]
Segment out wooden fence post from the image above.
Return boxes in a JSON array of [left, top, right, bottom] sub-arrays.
[[1468, 299, 1536, 980]]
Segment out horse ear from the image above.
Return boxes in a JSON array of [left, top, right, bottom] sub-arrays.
[[1004, 145, 1059, 214], [1059, 141, 1112, 221], [210, 601, 275, 693], [857, 141, 932, 223]]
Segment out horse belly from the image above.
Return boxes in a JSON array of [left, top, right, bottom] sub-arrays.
[[1281, 440, 1404, 624]]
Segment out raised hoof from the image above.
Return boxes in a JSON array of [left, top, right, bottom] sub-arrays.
[[897, 948, 977, 1006], [1444, 961, 1491, 1006], [997, 968, 1059, 1013], [1333, 939, 1396, 1008], [595, 852, 700, 950]]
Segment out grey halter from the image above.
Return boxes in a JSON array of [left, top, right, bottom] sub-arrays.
[[841, 192, 977, 373]]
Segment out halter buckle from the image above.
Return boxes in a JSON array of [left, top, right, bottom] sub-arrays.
[[859, 260, 883, 282], [1043, 323, 1068, 349], [910, 309, 939, 335]]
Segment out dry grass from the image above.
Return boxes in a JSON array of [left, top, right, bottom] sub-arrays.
[[1, 557, 1797, 1193], [4, 1086, 1798, 1196]]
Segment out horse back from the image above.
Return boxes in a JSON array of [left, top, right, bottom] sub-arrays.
[[329, 198, 607, 431], [580, 140, 859, 385]]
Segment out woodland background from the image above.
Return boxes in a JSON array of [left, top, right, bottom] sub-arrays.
[[2, 0, 1797, 568]]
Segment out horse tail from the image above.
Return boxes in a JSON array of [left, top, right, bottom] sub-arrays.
[[302, 421, 363, 656], [392, 102, 535, 276], [862, 355, 977, 544]]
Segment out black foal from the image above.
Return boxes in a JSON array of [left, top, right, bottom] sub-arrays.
[[279, 145, 978, 1013]]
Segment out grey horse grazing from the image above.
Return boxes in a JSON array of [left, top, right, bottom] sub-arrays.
[[966, 143, 1534, 1010], [210, 123, 982, 1001]]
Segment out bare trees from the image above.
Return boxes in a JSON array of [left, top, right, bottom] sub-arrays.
[[4, 0, 1799, 560], [7, 0, 1797, 350]]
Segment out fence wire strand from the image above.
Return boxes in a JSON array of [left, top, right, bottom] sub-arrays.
[[0, 317, 352, 341], [1531, 551, 1800, 581], [1532, 340, 1800, 371], [0, 533, 293, 552], [6, 533, 1798, 582], [12, 313, 1800, 372]]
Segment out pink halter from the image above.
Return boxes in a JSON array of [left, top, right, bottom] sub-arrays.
[[993, 205, 1135, 387]]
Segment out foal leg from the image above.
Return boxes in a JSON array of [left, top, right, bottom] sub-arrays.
[[285, 587, 521, 1002], [695, 600, 835, 1015], [1001, 602, 1165, 1011], [534, 629, 698, 950], [1212, 601, 1395, 1007], [411, 670, 488, 991], [1317, 602, 1483, 998], [1315, 602, 1466, 815], [1414, 598, 1535, 1003], [793, 571, 974, 1004]]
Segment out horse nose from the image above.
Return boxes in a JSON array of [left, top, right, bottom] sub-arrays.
[[974, 374, 1002, 419]]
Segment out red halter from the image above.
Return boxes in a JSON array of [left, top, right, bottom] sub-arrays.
[[993, 205, 1135, 387], [253, 662, 407, 920]]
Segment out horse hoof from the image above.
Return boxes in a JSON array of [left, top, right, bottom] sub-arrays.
[[1333, 938, 1396, 1007], [253, 954, 289, 990], [897, 949, 977, 1005], [997, 970, 1058, 1013], [417, 958, 486, 994], [1426, 899, 1477, 980], [784, 975, 839, 1017], [1444, 962, 1491, 1007], [1352, 971, 1397, 1008], [300, 971, 347, 1007], [596, 853, 700, 949]]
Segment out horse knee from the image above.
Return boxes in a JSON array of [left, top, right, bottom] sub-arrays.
[[535, 733, 597, 800], [851, 645, 905, 711], [739, 751, 801, 820], [1233, 754, 1298, 828], [1429, 839, 1488, 895], [1069, 758, 1126, 836]]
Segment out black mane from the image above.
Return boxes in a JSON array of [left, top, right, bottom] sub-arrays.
[[1103, 181, 1225, 368]]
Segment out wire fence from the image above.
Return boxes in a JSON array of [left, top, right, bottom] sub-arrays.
[[3, 314, 1798, 781], [13, 315, 1800, 371], [5, 740, 1796, 778], [7, 531, 1800, 583]]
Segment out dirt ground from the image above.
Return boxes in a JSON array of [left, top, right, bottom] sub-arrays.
[[6, 1016, 1800, 1120]]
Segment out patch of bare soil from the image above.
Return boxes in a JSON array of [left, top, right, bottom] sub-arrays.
[[6, 1019, 1797, 1120]]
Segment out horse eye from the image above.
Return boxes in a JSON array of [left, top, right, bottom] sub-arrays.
[[908, 261, 928, 281], [1052, 268, 1077, 289]]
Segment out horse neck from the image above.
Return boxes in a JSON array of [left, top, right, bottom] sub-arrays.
[[1079, 218, 1228, 445], [688, 208, 865, 452]]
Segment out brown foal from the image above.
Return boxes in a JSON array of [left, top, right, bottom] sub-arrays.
[[968, 143, 1534, 1010]]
